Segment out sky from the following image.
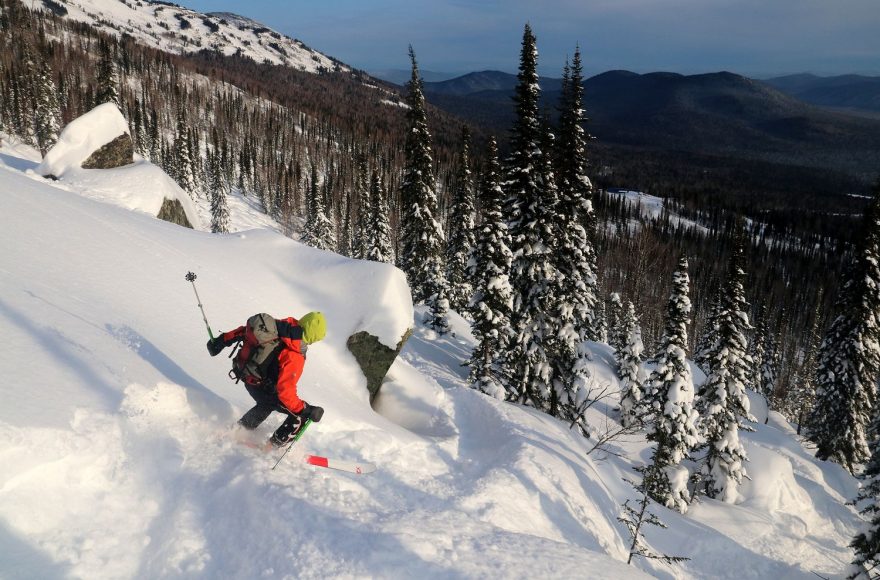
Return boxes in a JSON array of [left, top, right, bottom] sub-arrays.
[[179, 1, 879, 79]]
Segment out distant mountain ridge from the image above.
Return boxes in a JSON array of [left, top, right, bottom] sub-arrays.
[[423, 68, 880, 182], [424, 70, 562, 95], [762, 73, 880, 113], [36, 0, 349, 73]]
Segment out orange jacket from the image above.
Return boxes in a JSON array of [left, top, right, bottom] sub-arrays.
[[221, 317, 307, 414]]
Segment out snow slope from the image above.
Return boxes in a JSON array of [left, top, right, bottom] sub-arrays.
[[37, 0, 347, 73], [606, 188, 708, 234], [0, 145, 864, 579]]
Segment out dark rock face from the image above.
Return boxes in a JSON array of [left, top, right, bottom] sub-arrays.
[[347, 329, 412, 402], [81, 133, 134, 169], [157, 198, 193, 229]]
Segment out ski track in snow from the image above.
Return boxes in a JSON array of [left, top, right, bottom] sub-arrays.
[[0, 139, 863, 579]]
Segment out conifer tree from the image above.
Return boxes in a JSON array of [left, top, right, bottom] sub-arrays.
[[365, 170, 394, 264], [748, 304, 769, 393], [541, 121, 591, 422], [608, 292, 625, 356], [502, 25, 559, 410], [425, 278, 451, 335], [849, 412, 880, 578], [644, 256, 699, 513], [619, 465, 690, 567], [697, 230, 755, 502], [95, 39, 119, 107], [594, 299, 608, 343], [352, 155, 371, 259], [785, 291, 823, 433], [759, 326, 780, 402], [555, 46, 600, 342], [445, 126, 476, 314], [338, 192, 354, 258], [618, 301, 646, 429], [147, 110, 160, 163], [173, 107, 197, 197], [808, 181, 880, 474], [33, 56, 60, 156], [695, 293, 722, 374], [300, 165, 337, 252], [398, 47, 446, 306], [18, 43, 37, 145], [467, 137, 513, 400], [208, 148, 229, 233]]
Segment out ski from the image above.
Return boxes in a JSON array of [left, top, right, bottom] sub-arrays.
[[304, 454, 376, 475]]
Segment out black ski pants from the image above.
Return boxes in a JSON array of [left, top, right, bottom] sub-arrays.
[[238, 382, 294, 429]]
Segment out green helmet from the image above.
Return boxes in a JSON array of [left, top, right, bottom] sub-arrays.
[[300, 311, 327, 344]]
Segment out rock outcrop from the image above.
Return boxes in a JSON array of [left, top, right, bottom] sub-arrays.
[[81, 133, 134, 170], [347, 329, 412, 401], [156, 198, 193, 229]]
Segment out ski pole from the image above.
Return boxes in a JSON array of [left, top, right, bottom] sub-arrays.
[[185, 271, 214, 340], [272, 419, 312, 470]]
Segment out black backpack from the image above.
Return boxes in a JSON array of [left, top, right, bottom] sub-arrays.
[[229, 313, 282, 386]]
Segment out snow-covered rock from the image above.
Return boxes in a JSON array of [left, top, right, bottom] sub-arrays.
[[36, 103, 201, 229], [37, 103, 131, 177]]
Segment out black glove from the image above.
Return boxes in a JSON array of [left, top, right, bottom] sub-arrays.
[[299, 403, 324, 423], [206, 336, 225, 356]]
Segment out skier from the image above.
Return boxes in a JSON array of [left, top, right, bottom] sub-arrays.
[[207, 311, 326, 446]]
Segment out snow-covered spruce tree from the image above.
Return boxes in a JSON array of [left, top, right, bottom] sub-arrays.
[[365, 170, 394, 264], [95, 39, 119, 108], [849, 410, 880, 579], [172, 107, 197, 198], [785, 290, 823, 434], [760, 329, 780, 405], [554, 46, 600, 342], [644, 256, 700, 513], [17, 42, 38, 145], [541, 122, 592, 423], [467, 136, 514, 400], [445, 126, 476, 314], [301, 165, 337, 251], [502, 25, 558, 410], [424, 265, 451, 335], [608, 292, 625, 357], [338, 192, 353, 257], [808, 181, 880, 474], [594, 299, 608, 343], [618, 301, 646, 429], [694, 292, 722, 375], [352, 155, 371, 260], [398, 46, 446, 305], [33, 56, 60, 157], [208, 149, 229, 234], [696, 230, 755, 503], [747, 304, 768, 393], [147, 110, 160, 163]]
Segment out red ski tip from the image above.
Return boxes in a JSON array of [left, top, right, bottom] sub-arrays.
[[306, 455, 329, 468], [304, 454, 376, 475]]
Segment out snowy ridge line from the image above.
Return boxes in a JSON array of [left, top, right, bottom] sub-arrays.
[[35, 0, 350, 74]]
